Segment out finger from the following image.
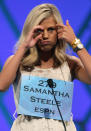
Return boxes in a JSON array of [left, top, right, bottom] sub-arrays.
[[58, 33, 64, 39], [58, 32, 68, 40], [33, 25, 44, 33], [66, 20, 70, 27], [29, 34, 42, 47], [32, 26, 44, 38], [34, 34, 42, 42], [57, 28, 64, 33], [27, 25, 44, 39]]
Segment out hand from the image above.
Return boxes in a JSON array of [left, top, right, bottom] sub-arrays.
[[56, 20, 76, 45], [20, 25, 43, 49]]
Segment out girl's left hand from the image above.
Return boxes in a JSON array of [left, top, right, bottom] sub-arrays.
[[56, 20, 76, 45]]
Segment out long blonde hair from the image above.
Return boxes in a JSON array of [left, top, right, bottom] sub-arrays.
[[15, 3, 67, 70]]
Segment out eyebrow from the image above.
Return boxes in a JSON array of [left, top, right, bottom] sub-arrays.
[[47, 26, 56, 28], [46, 26, 57, 30]]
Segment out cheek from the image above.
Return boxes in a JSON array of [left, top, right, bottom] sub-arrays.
[[52, 34, 57, 44]]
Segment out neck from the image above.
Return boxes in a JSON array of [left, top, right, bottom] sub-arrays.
[[38, 50, 54, 69], [40, 50, 53, 60]]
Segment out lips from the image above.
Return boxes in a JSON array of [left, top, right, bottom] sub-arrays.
[[40, 41, 50, 45]]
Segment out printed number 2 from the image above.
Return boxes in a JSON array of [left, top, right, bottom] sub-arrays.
[[38, 80, 48, 87], [38, 80, 56, 88]]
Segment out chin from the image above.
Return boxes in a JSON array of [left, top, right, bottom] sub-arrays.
[[38, 44, 56, 52], [40, 47, 54, 52]]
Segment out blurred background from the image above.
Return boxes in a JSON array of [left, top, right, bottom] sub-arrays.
[[0, 0, 91, 131]]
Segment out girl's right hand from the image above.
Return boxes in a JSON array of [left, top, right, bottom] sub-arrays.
[[20, 25, 44, 50]]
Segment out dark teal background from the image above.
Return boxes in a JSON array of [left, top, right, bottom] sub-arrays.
[[0, 0, 91, 131]]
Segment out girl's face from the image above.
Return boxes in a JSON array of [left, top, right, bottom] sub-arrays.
[[37, 16, 57, 52]]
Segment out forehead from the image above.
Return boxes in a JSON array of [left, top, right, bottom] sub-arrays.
[[39, 16, 57, 27]]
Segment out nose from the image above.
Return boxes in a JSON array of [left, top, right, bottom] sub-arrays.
[[43, 29, 48, 39]]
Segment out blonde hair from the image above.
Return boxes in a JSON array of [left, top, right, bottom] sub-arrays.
[[15, 3, 67, 70]]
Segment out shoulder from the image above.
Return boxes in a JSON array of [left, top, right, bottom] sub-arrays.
[[3, 55, 15, 70], [66, 55, 84, 80], [6, 55, 14, 61]]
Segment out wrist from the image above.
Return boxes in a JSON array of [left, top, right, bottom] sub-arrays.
[[71, 38, 84, 52], [16, 45, 27, 58], [19, 42, 29, 51]]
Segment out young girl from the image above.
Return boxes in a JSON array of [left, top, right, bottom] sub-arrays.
[[0, 3, 91, 131]]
